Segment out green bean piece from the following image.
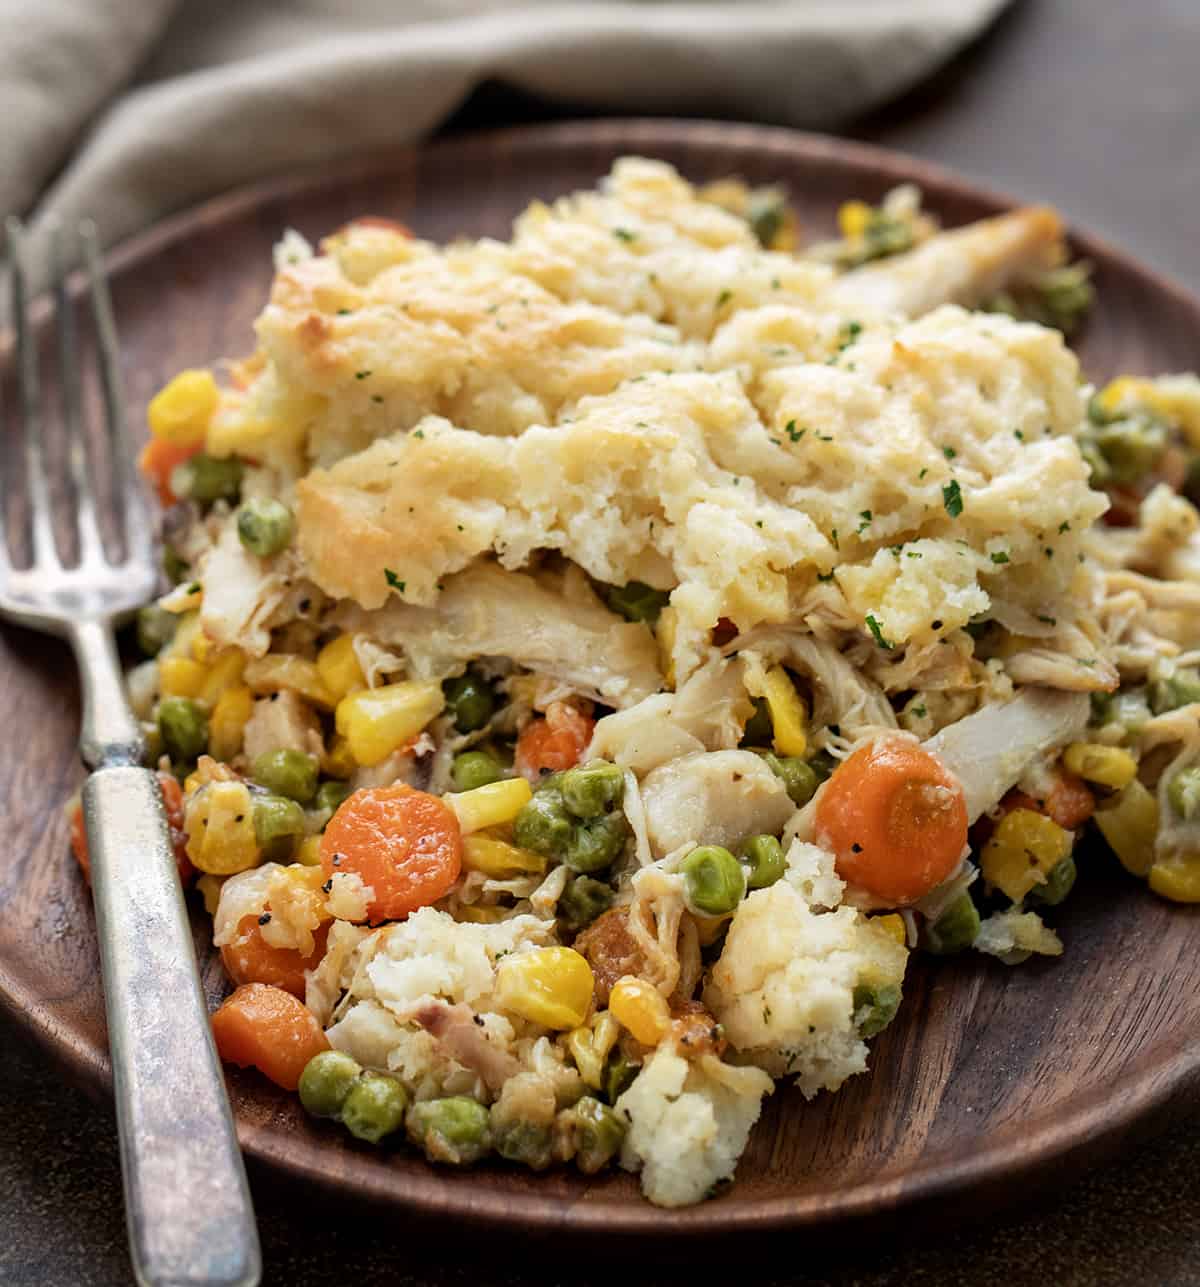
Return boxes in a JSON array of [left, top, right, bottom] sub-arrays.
[[513, 788, 574, 858], [741, 698, 772, 746], [451, 750, 504, 792], [746, 188, 786, 249], [763, 752, 819, 807], [852, 982, 902, 1039], [492, 1119, 553, 1170], [572, 1096, 626, 1175], [314, 780, 352, 815], [1027, 855, 1077, 907], [298, 1050, 362, 1119], [406, 1096, 492, 1166], [341, 1072, 409, 1145], [236, 496, 294, 557], [157, 696, 209, 763], [739, 834, 785, 890], [604, 581, 671, 625], [136, 605, 178, 657], [925, 892, 981, 955], [560, 760, 625, 818], [250, 748, 319, 804], [443, 672, 495, 733], [680, 845, 746, 916], [562, 812, 628, 874], [1167, 767, 1200, 822], [252, 794, 307, 862], [602, 1052, 638, 1105], [1084, 414, 1167, 486], [1150, 669, 1200, 716], [173, 452, 243, 504], [558, 875, 614, 930]]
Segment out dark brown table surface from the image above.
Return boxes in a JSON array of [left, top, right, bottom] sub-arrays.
[[5, 0, 1200, 1282]]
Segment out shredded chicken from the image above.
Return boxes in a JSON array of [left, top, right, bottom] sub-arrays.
[[412, 1000, 520, 1092]]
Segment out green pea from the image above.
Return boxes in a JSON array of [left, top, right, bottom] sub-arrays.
[[763, 752, 819, 807], [298, 1050, 362, 1119], [173, 452, 244, 504], [492, 1119, 553, 1170], [563, 812, 628, 874], [314, 780, 352, 815], [407, 1096, 491, 1165], [1084, 414, 1167, 486], [925, 892, 980, 955], [236, 496, 294, 558], [157, 696, 208, 762], [1167, 767, 1200, 822], [136, 604, 177, 657], [852, 982, 902, 1039], [739, 834, 785, 890], [341, 1072, 409, 1145], [746, 189, 786, 249], [604, 581, 671, 625], [558, 875, 614, 930], [741, 698, 772, 746], [1027, 855, 1077, 907], [602, 1052, 638, 1106], [513, 789, 574, 858], [572, 1096, 626, 1175], [1032, 263, 1094, 336], [443, 672, 495, 733], [451, 750, 503, 792], [560, 761, 624, 818], [1150, 669, 1200, 716], [252, 794, 306, 862], [1092, 687, 1152, 734], [251, 748, 319, 804], [162, 546, 189, 584], [680, 845, 746, 916]]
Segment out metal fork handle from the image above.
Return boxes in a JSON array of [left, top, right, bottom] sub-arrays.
[[74, 624, 261, 1287]]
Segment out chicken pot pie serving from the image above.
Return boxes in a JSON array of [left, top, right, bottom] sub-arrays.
[[72, 160, 1200, 1207]]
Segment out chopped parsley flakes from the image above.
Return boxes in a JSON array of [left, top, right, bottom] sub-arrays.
[[942, 479, 964, 518], [384, 569, 406, 593], [865, 614, 894, 650], [990, 551, 1010, 564]]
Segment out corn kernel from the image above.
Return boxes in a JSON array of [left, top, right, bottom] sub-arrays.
[[565, 1010, 620, 1089], [197, 649, 247, 708], [316, 634, 366, 702], [1094, 779, 1159, 877], [980, 808, 1073, 903], [494, 946, 594, 1030], [165, 611, 202, 655], [1148, 854, 1200, 903], [244, 655, 336, 710], [609, 976, 671, 1046], [159, 656, 207, 700], [196, 873, 226, 917], [295, 835, 323, 867], [871, 913, 908, 947], [205, 390, 324, 458], [1062, 742, 1138, 790], [656, 605, 678, 690], [322, 735, 357, 780], [445, 778, 532, 835], [209, 683, 254, 762], [837, 199, 872, 240], [147, 369, 219, 447], [760, 665, 808, 757], [1095, 376, 1152, 418], [335, 680, 444, 767], [462, 833, 546, 879], [184, 780, 261, 875]]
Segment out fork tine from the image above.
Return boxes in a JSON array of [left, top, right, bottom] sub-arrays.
[[51, 222, 105, 569], [6, 216, 60, 571], [81, 221, 153, 563]]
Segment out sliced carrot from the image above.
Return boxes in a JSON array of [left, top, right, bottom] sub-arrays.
[[514, 701, 595, 783], [211, 983, 329, 1091], [1007, 770, 1095, 832], [70, 770, 194, 886], [320, 785, 462, 923], [139, 437, 201, 507], [815, 738, 968, 905], [220, 916, 331, 998]]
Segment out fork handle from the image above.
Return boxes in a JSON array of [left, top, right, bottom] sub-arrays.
[[83, 765, 261, 1287]]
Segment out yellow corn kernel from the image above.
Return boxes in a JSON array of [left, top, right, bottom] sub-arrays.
[[206, 390, 324, 459], [656, 605, 678, 690], [335, 680, 444, 767], [184, 780, 261, 875], [761, 665, 808, 757], [456, 904, 510, 924], [461, 833, 546, 879], [195, 873, 226, 917], [1094, 779, 1159, 877], [1062, 742, 1138, 790], [1095, 376, 1153, 418], [316, 634, 366, 702], [980, 808, 1073, 903], [609, 976, 672, 1046], [837, 199, 872, 240], [871, 913, 908, 946], [295, 835, 324, 868], [147, 369, 219, 447], [494, 946, 594, 1030], [244, 655, 336, 711], [322, 735, 357, 780], [165, 611, 202, 656], [197, 649, 246, 708], [209, 683, 254, 762], [565, 1010, 620, 1089], [1148, 854, 1200, 903], [445, 777, 532, 835], [159, 656, 207, 700]]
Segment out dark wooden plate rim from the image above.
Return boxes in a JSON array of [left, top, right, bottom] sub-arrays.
[[4, 118, 1200, 1237]]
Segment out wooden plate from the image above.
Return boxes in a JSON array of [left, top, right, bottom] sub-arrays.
[[4, 119, 1200, 1243]]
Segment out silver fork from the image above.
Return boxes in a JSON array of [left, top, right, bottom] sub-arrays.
[[1, 219, 261, 1287]]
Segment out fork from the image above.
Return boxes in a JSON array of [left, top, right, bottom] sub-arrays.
[[1, 219, 261, 1287]]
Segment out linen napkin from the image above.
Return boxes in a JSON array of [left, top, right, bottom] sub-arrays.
[[1, 0, 1007, 274]]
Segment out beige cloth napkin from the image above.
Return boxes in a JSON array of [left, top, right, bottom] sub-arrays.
[[2, 0, 1007, 271]]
